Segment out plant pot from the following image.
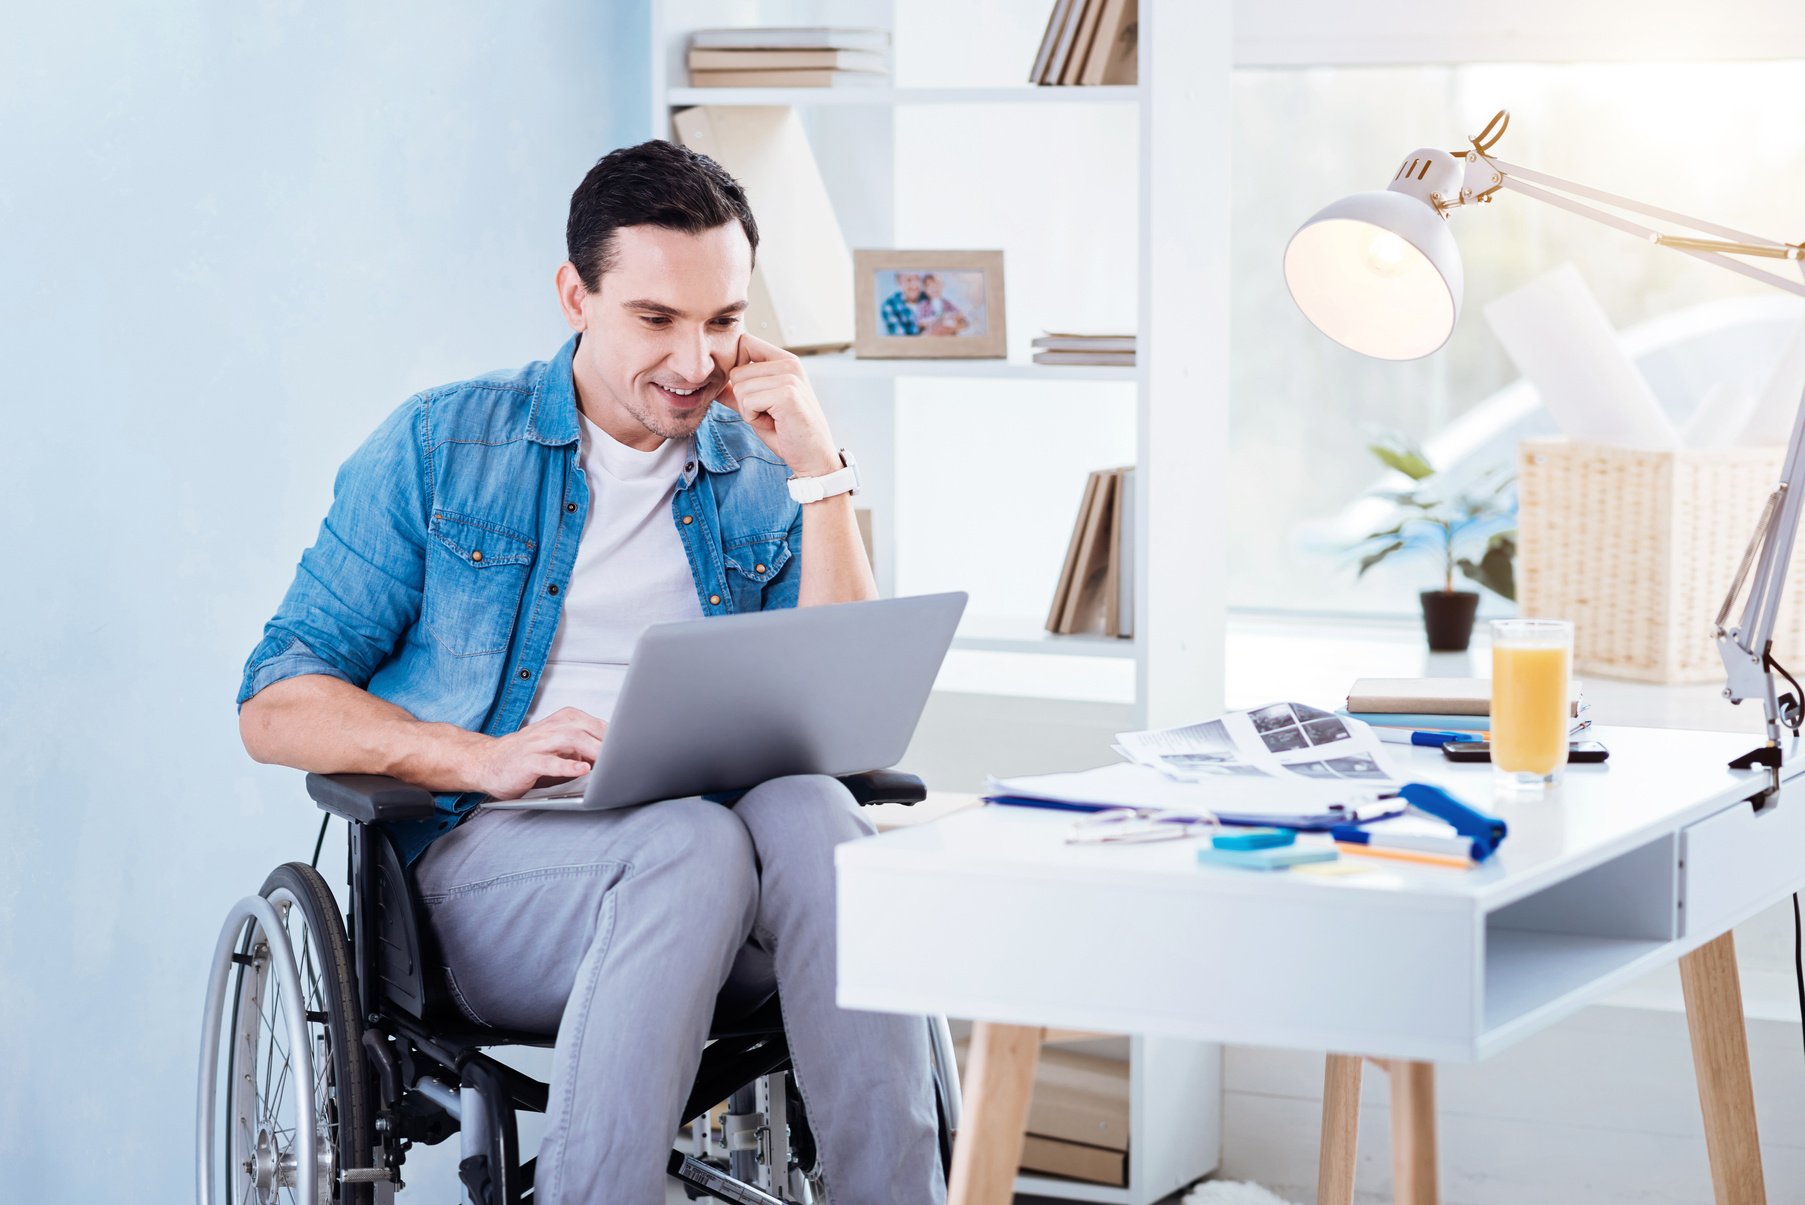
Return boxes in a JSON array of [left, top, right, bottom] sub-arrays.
[[1420, 589, 1480, 652]]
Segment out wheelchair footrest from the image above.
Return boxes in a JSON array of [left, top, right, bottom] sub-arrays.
[[668, 1152, 787, 1205]]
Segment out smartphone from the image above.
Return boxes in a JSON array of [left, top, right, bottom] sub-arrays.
[[1442, 740, 1609, 764]]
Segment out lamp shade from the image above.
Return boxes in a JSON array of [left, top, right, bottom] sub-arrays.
[[1283, 189, 1464, 361]]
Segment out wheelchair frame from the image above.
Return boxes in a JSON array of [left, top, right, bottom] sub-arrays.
[[198, 770, 958, 1205]]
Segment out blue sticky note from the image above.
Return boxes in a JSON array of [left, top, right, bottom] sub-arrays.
[[1211, 827, 1296, 851], [1197, 845, 1338, 871]]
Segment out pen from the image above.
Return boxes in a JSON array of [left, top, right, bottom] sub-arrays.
[[1370, 728, 1484, 747], [1330, 826, 1476, 860], [1333, 842, 1473, 870]]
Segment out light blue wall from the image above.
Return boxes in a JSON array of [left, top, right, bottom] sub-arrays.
[[0, 3, 648, 1198]]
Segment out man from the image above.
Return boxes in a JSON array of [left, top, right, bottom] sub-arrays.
[[236, 140, 944, 1203], [879, 271, 924, 336]]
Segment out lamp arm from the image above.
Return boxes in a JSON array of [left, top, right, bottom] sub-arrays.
[[1449, 145, 1805, 801], [1469, 160, 1805, 300]]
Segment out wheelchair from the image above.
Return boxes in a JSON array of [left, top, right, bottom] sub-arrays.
[[197, 770, 962, 1204]]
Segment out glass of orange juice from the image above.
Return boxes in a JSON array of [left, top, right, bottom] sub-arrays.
[[1490, 619, 1573, 793]]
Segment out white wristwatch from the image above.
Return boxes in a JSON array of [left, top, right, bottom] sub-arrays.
[[787, 448, 861, 504]]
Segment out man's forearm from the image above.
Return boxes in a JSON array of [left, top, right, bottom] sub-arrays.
[[797, 493, 878, 607], [239, 674, 489, 792]]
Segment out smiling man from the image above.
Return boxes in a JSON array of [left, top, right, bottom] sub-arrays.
[[235, 140, 943, 1203]]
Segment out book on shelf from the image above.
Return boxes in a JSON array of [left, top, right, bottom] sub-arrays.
[[688, 69, 888, 89], [1020, 1134, 1127, 1186], [1030, 0, 1137, 85], [1080, 0, 1137, 86], [689, 27, 891, 52], [1047, 466, 1134, 638], [1032, 350, 1135, 366], [687, 48, 889, 72], [672, 106, 854, 353], [1346, 676, 1584, 718], [1058, 0, 1109, 85], [954, 1040, 1130, 1185], [1033, 334, 1135, 353]]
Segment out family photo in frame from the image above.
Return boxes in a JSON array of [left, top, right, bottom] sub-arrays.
[[852, 249, 1007, 358]]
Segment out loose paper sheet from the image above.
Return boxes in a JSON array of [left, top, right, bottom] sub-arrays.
[[987, 703, 1405, 817]]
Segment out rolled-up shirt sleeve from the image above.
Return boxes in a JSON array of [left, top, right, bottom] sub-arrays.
[[237, 398, 430, 707]]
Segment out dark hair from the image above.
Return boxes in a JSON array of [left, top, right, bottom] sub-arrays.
[[565, 140, 758, 291]]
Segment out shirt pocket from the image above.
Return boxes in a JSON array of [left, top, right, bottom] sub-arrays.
[[423, 511, 536, 657], [722, 533, 793, 613]]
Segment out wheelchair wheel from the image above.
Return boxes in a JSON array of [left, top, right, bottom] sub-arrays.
[[198, 862, 372, 1204]]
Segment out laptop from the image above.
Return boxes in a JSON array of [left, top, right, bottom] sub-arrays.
[[485, 592, 968, 811]]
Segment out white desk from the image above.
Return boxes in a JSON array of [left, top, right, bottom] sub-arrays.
[[837, 725, 1805, 1204]]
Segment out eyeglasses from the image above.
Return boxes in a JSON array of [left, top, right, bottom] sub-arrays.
[[1065, 806, 1219, 845]]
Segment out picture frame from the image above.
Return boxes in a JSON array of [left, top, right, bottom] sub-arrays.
[[852, 249, 1007, 359]]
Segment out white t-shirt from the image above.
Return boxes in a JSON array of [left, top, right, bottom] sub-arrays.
[[522, 414, 704, 725]]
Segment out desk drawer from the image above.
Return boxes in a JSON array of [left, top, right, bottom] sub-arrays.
[[1681, 783, 1805, 938]]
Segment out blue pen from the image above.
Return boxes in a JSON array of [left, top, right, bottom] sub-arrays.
[[1371, 728, 1482, 747]]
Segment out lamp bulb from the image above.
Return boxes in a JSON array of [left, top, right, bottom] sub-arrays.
[[1363, 231, 1409, 278]]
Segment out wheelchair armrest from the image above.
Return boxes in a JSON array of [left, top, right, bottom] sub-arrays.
[[837, 770, 926, 808], [305, 773, 439, 824]]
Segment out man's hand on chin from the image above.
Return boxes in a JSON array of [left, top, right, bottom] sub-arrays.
[[717, 332, 840, 477], [474, 707, 609, 800]]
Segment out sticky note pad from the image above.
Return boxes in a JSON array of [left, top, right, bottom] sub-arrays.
[[1212, 828, 1295, 851], [1197, 845, 1339, 871]]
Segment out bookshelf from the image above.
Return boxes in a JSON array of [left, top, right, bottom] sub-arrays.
[[651, 5, 1229, 1196], [668, 83, 1142, 106]]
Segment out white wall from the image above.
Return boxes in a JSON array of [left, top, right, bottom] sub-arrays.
[[0, 3, 648, 1199]]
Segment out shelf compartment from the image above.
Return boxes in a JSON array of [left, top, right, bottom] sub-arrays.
[[953, 615, 1136, 660], [800, 351, 1138, 383], [1479, 833, 1680, 1049], [668, 85, 1142, 108]]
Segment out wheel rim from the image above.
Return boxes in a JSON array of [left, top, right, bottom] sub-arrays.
[[199, 891, 324, 1205]]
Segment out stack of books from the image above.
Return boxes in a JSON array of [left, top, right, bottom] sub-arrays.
[[955, 1038, 1130, 1187], [1047, 467, 1134, 638], [1031, 331, 1136, 367], [1029, 0, 1138, 86], [1341, 677, 1592, 736], [687, 27, 891, 89]]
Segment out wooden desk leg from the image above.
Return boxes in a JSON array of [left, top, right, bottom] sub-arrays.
[[948, 1022, 1044, 1205], [1317, 1053, 1363, 1205], [1681, 931, 1768, 1205], [1389, 1060, 1439, 1205]]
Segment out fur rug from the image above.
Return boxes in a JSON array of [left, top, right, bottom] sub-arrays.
[[1180, 1181, 1301, 1205]]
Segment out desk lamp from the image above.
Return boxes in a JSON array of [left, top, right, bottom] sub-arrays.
[[1283, 110, 1805, 805]]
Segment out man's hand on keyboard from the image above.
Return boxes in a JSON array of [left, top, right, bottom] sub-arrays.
[[476, 707, 608, 800]]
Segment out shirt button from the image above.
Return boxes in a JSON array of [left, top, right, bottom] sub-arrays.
[[755, 563, 767, 574], [470, 550, 483, 563], [518, 668, 531, 680], [547, 583, 560, 596], [709, 594, 722, 606], [565, 502, 577, 513], [682, 515, 694, 525], [686, 461, 695, 471]]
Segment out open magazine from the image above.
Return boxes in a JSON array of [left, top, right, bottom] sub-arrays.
[[1115, 702, 1402, 787]]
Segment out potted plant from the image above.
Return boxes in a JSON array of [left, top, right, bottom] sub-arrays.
[[1353, 436, 1516, 652]]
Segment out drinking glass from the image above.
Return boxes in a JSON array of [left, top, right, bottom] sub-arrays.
[[1490, 619, 1573, 793]]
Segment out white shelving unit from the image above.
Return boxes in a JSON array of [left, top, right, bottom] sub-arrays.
[[651, 4, 1230, 1200]]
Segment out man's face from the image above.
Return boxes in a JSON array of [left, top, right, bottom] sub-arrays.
[[898, 273, 923, 302], [567, 222, 752, 446]]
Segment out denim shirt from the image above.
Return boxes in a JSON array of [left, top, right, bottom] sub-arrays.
[[237, 335, 805, 865]]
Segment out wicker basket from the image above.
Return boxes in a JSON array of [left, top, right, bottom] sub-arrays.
[[1516, 438, 1805, 683]]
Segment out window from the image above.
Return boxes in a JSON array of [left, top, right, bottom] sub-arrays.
[[1231, 62, 1805, 615]]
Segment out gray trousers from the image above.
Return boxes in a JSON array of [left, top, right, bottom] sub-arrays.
[[413, 774, 945, 1205]]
